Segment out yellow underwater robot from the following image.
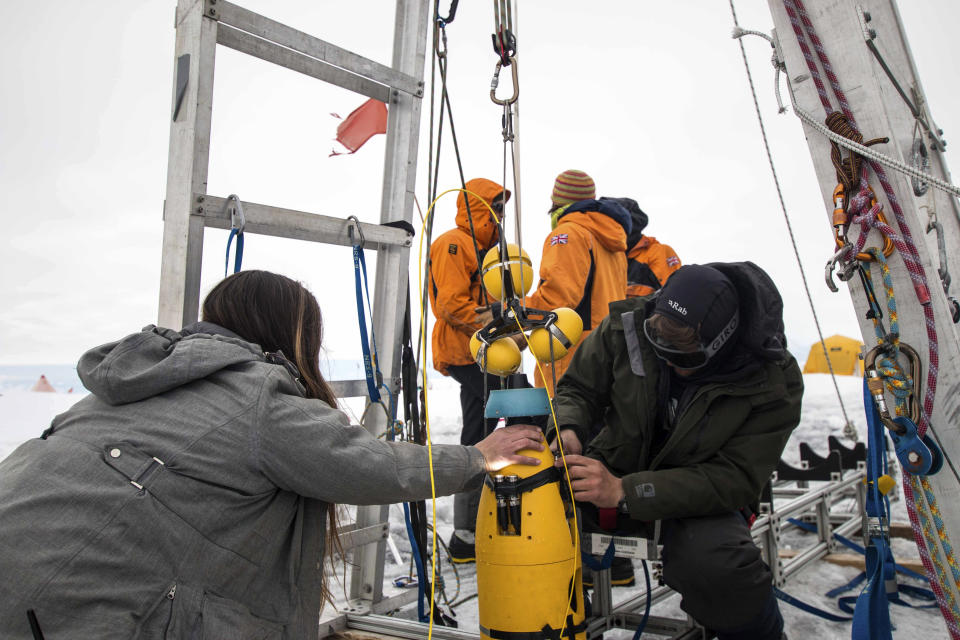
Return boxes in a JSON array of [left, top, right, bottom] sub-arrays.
[[475, 421, 586, 640], [471, 242, 587, 640], [470, 254, 586, 640]]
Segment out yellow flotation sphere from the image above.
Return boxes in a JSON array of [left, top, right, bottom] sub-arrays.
[[482, 243, 535, 299], [528, 308, 584, 363], [470, 332, 522, 376]]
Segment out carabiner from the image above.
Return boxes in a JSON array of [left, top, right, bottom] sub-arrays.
[[824, 245, 851, 293], [225, 194, 245, 234], [838, 185, 895, 260], [864, 342, 923, 430], [346, 215, 365, 248], [490, 57, 519, 106]]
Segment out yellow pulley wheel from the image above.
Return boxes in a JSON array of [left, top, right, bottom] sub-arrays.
[[528, 307, 584, 363], [470, 331, 522, 376], [482, 243, 535, 299]]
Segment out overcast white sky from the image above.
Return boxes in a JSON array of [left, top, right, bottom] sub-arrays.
[[1, 1, 959, 368]]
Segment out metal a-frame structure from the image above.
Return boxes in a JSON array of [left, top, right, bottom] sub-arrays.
[[767, 0, 960, 614], [157, 0, 429, 612]]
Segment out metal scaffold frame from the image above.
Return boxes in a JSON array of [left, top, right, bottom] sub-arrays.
[[157, 0, 430, 613]]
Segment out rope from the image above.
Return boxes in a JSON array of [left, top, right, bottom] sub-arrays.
[[728, 0, 855, 436], [782, 0, 960, 634], [792, 105, 960, 198], [869, 258, 960, 628]]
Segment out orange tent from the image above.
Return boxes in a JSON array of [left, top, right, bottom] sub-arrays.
[[31, 375, 56, 392], [803, 335, 864, 376]]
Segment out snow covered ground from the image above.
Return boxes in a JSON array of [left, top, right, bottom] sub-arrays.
[[0, 373, 947, 638]]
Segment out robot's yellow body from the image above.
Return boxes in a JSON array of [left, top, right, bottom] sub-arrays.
[[475, 439, 585, 640]]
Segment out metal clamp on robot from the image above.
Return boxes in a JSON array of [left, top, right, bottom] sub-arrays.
[[468, 242, 584, 377]]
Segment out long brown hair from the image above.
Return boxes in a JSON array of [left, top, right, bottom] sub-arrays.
[[201, 269, 341, 604]]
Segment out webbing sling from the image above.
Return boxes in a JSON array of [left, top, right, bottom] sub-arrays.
[[353, 240, 383, 404], [224, 194, 245, 276], [225, 229, 243, 276], [855, 376, 894, 640]]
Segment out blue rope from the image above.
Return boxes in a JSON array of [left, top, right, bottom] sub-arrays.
[[631, 561, 652, 640]]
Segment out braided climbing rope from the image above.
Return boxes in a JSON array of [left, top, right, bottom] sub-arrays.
[[783, 0, 960, 634], [862, 248, 960, 629]]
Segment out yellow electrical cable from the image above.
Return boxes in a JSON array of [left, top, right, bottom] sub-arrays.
[[418, 188, 500, 640]]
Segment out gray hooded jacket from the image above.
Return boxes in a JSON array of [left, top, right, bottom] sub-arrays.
[[0, 324, 485, 639]]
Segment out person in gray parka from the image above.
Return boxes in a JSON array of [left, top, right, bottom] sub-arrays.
[[0, 270, 545, 640]]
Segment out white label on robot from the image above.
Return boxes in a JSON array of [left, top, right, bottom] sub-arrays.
[[590, 534, 653, 560]]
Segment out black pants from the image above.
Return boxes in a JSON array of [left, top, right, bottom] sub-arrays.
[[446, 364, 541, 531], [583, 509, 783, 639], [660, 513, 783, 638]]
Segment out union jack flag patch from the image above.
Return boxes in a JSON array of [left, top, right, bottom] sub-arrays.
[[667, 256, 680, 267], [550, 233, 569, 246]]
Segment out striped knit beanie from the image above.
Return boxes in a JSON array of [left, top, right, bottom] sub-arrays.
[[551, 169, 596, 207]]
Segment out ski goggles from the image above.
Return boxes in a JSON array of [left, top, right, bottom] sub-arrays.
[[642, 310, 740, 371]]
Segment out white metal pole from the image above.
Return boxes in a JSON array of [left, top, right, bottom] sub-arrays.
[[158, 0, 218, 329], [767, 0, 960, 612]]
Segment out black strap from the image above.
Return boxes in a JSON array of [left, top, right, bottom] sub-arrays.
[[383, 219, 416, 236], [481, 616, 587, 640], [484, 466, 561, 494]]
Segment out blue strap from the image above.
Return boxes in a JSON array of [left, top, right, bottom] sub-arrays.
[[892, 584, 938, 607], [852, 536, 894, 640], [850, 377, 894, 640], [353, 243, 382, 404], [839, 584, 937, 614], [787, 517, 928, 582], [774, 587, 853, 622], [224, 229, 244, 276], [862, 377, 889, 519], [827, 571, 869, 599], [581, 538, 616, 571]]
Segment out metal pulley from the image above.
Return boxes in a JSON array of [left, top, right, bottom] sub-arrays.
[[864, 344, 943, 476]]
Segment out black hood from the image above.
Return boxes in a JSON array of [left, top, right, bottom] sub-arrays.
[[600, 197, 648, 249], [644, 261, 787, 382], [706, 261, 788, 362], [562, 197, 633, 238]]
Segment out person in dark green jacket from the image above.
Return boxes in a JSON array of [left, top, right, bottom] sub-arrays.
[[549, 262, 802, 640]]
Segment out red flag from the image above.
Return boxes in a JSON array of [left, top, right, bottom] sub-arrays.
[[330, 98, 388, 157]]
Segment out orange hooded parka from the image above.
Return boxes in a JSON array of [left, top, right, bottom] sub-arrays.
[[524, 198, 629, 391], [429, 178, 507, 375], [626, 236, 682, 298]]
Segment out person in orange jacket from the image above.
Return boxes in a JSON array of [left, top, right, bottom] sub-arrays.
[[429, 177, 514, 562], [524, 170, 630, 393], [605, 197, 682, 297]]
